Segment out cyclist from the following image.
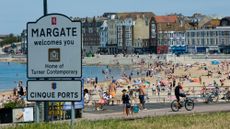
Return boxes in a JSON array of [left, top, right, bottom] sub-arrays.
[[175, 82, 186, 108]]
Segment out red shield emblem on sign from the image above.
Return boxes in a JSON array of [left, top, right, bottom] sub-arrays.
[[51, 17, 57, 25]]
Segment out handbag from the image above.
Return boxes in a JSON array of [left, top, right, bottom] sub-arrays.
[[126, 103, 131, 108]]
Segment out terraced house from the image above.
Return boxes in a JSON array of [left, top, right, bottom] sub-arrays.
[[116, 12, 155, 54], [101, 12, 155, 54], [150, 15, 190, 54], [82, 17, 104, 55], [186, 17, 230, 54]]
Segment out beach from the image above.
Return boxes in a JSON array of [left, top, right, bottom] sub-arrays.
[[82, 54, 230, 105], [0, 54, 230, 106]]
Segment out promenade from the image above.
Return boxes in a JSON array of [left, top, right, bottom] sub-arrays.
[[82, 102, 230, 121]]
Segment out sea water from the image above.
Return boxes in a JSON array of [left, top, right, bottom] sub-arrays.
[[0, 62, 141, 91]]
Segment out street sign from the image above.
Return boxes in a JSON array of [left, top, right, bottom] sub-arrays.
[[27, 80, 82, 101], [27, 13, 82, 78]]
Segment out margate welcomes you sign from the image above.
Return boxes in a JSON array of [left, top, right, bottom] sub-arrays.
[[27, 13, 82, 78]]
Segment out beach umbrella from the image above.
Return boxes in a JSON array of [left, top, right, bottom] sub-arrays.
[[116, 79, 126, 83], [144, 81, 150, 86], [132, 81, 142, 86], [211, 60, 220, 65]]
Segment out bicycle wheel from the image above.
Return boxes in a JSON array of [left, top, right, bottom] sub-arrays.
[[206, 96, 213, 104], [171, 100, 179, 112], [213, 95, 219, 103], [185, 99, 194, 111], [224, 95, 230, 102]]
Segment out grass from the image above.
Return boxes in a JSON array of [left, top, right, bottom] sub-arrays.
[[4, 112, 230, 129]]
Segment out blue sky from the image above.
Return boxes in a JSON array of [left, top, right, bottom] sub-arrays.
[[0, 0, 229, 35]]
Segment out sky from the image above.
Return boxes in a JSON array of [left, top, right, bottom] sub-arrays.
[[0, 0, 230, 35]]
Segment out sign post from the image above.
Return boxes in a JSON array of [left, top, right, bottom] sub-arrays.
[[27, 14, 82, 78], [71, 101, 75, 129], [27, 81, 82, 101], [35, 102, 40, 123], [27, 13, 82, 128], [43, 0, 47, 16]]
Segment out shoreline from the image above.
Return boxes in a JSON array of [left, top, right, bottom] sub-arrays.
[[0, 54, 230, 102], [1, 54, 230, 66]]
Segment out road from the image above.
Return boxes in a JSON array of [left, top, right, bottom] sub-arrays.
[[82, 102, 230, 120]]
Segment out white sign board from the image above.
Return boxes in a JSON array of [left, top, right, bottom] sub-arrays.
[[27, 14, 82, 78], [27, 81, 82, 101], [13, 107, 34, 123]]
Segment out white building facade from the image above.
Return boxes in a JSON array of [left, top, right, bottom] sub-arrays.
[[157, 31, 186, 53], [116, 18, 134, 53], [186, 27, 230, 53]]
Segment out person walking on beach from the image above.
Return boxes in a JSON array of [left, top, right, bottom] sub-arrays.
[[109, 80, 117, 105], [84, 89, 90, 110], [122, 89, 131, 116], [95, 76, 98, 84], [199, 76, 202, 84], [17, 81, 24, 97], [172, 78, 176, 87], [152, 83, 156, 95], [139, 84, 147, 110]]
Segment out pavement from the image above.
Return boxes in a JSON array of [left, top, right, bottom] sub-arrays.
[[82, 102, 230, 120]]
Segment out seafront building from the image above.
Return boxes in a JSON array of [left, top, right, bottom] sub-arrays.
[[21, 29, 27, 54], [81, 17, 105, 55], [16, 13, 230, 55], [186, 27, 230, 54], [99, 15, 119, 54], [99, 12, 154, 54], [149, 15, 190, 54]]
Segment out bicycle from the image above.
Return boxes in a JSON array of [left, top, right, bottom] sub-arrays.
[[171, 97, 194, 112], [204, 91, 219, 104], [223, 91, 230, 102]]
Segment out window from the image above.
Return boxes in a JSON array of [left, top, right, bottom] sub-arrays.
[[222, 39, 225, 44], [201, 31, 204, 37], [197, 39, 200, 45], [192, 39, 195, 45], [210, 39, 214, 45], [207, 31, 210, 37], [201, 38, 205, 45], [210, 31, 215, 37], [191, 32, 195, 37], [197, 32, 200, 37]]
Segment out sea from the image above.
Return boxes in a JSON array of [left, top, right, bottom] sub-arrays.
[[0, 62, 141, 91]]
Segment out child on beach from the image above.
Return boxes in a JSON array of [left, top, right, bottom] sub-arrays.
[[122, 89, 131, 116]]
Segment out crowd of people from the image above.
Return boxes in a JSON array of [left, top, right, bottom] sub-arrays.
[[83, 55, 230, 116]]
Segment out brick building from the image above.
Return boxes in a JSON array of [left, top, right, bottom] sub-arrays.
[[82, 17, 104, 55]]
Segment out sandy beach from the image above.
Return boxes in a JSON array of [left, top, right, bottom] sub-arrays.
[[0, 54, 230, 106], [82, 54, 230, 104]]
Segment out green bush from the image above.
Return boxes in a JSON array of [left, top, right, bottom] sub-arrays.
[[3, 100, 25, 109], [3, 101, 17, 109]]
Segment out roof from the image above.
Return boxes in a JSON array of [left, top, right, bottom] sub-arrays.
[[0, 34, 9, 38], [221, 17, 230, 21], [203, 19, 220, 28], [116, 12, 155, 20], [154, 16, 177, 23]]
